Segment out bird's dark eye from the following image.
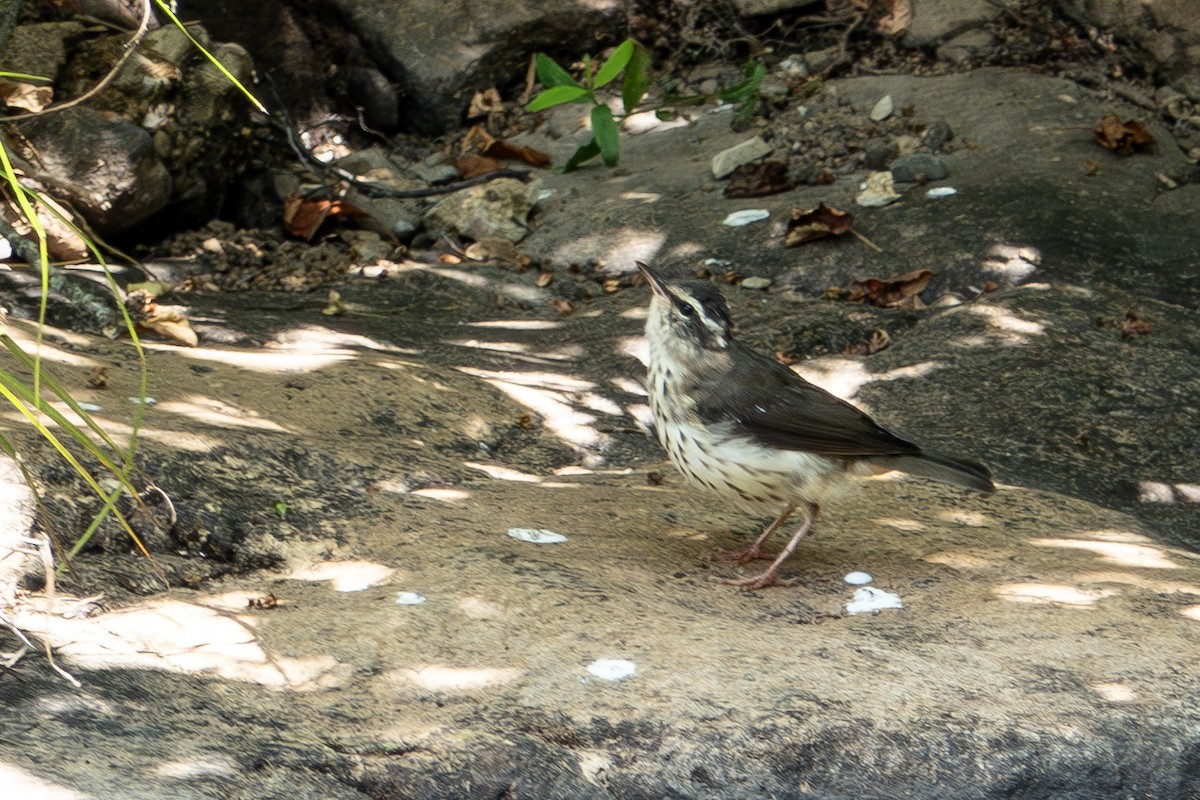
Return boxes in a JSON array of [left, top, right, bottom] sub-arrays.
[[678, 303, 695, 318]]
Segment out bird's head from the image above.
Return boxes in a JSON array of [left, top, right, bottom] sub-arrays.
[[636, 262, 733, 360]]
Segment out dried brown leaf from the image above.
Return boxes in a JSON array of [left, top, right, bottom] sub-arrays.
[[1120, 310, 1150, 339], [784, 203, 854, 247], [467, 87, 503, 119], [878, 0, 912, 34], [141, 310, 198, 347], [846, 268, 933, 307], [1093, 113, 1155, 156], [456, 155, 503, 179], [483, 139, 551, 168]]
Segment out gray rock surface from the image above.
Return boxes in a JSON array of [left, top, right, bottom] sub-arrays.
[[16, 107, 171, 235], [1061, 0, 1200, 100], [3, 65, 1200, 800], [904, 0, 1005, 47], [326, 0, 624, 134]]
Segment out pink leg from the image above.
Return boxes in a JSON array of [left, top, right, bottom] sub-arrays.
[[721, 502, 820, 590], [716, 503, 797, 563]]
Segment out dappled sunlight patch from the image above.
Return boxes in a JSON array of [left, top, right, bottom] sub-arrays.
[[13, 599, 344, 690], [619, 190, 662, 203], [5, 322, 103, 368], [1181, 606, 1200, 622], [464, 319, 563, 331], [549, 227, 666, 276], [618, 334, 649, 365], [288, 560, 395, 591], [410, 488, 471, 503], [611, 376, 647, 396], [1138, 480, 1200, 504], [939, 510, 992, 526], [465, 461, 542, 482], [1074, 571, 1200, 596], [792, 358, 944, 403], [981, 243, 1041, 283], [457, 596, 505, 619], [1032, 530, 1181, 569], [167, 343, 354, 372], [390, 664, 523, 692], [457, 366, 607, 453], [0, 763, 87, 800], [1091, 682, 1137, 703], [580, 392, 623, 415], [153, 757, 239, 779], [155, 396, 290, 432], [922, 550, 997, 570], [993, 582, 1114, 606], [964, 305, 1046, 344], [875, 517, 926, 532]]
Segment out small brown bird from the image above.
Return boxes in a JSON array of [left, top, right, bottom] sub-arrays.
[[637, 261, 994, 589]]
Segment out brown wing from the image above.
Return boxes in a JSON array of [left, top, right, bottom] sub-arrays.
[[694, 340, 922, 458]]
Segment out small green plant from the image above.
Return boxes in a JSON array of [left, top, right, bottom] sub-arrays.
[[526, 39, 651, 171], [274, 501, 289, 520]]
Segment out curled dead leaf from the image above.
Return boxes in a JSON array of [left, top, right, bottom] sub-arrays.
[[877, 0, 912, 35], [142, 309, 198, 347], [282, 195, 365, 240], [1093, 113, 1155, 156], [484, 139, 551, 168], [456, 155, 503, 179], [845, 268, 933, 308], [88, 366, 109, 390], [549, 298, 574, 315], [1120, 310, 1150, 340], [536, 271, 554, 287], [784, 203, 854, 247], [468, 87, 504, 119], [843, 329, 892, 356]]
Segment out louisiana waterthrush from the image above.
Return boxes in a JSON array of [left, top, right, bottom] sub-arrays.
[[637, 261, 994, 590]]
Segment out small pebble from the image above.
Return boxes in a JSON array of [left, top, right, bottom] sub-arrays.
[[740, 277, 772, 290], [587, 658, 636, 681], [869, 95, 894, 122], [78, 402, 103, 412], [846, 587, 903, 615], [129, 397, 157, 405], [395, 592, 426, 605], [927, 186, 958, 198], [507, 528, 567, 544], [722, 209, 771, 227], [843, 571, 873, 586]]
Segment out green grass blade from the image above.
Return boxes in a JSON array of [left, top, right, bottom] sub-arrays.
[[154, 0, 267, 114]]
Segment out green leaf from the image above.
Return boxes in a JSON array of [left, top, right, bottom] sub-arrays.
[[591, 105, 620, 167], [527, 84, 590, 111], [718, 59, 767, 103], [535, 53, 578, 88], [620, 43, 652, 114], [593, 39, 634, 90], [655, 109, 677, 121], [562, 138, 601, 172]]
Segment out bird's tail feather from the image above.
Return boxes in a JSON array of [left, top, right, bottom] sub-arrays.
[[873, 452, 995, 493]]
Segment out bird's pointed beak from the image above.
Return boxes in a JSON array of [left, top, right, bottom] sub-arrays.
[[636, 261, 670, 300]]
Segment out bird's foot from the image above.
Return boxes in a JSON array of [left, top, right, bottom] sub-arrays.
[[717, 569, 797, 591], [715, 545, 771, 564]]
